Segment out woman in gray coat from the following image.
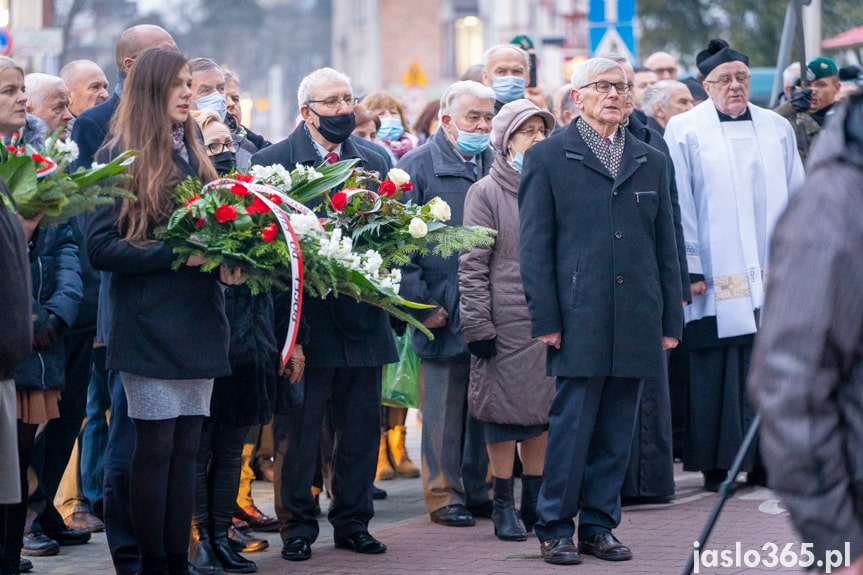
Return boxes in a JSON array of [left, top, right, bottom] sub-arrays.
[[458, 99, 556, 542]]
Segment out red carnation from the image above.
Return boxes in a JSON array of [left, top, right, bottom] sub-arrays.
[[230, 183, 249, 197], [233, 174, 255, 183], [399, 182, 413, 192], [5, 145, 16, 153], [378, 180, 397, 198], [270, 194, 283, 204], [214, 204, 238, 223], [246, 195, 271, 214], [331, 192, 348, 211], [182, 194, 201, 208], [196, 218, 206, 228], [32, 153, 46, 163], [261, 222, 278, 243]]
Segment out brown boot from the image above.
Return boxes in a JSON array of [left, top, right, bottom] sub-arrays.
[[375, 431, 395, 481], [388, 425, 420, 478]]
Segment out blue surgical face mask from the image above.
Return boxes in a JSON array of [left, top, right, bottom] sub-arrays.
[[509, 151, 524, 172], [196, 91, 227, 120], [493, 76, 526, 104], [455, 130, 491, 156], [377, 116, 405, 141]]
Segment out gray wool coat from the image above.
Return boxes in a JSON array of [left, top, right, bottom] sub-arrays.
[[519, 120, 683, 379], [459, 153, 556, 426]]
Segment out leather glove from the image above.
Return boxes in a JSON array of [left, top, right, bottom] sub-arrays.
[[468, 339, 497, 360], [34, 313, 64, 350], [790, 88, 812, 112], [279, 344, 305, 384]]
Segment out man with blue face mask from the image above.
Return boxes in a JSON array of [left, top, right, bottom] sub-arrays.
[[398, 80, 496, 529], [190, 58, 227, 121], [482, 44, 531, 114]]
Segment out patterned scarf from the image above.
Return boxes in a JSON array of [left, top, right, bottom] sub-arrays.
[[576, 118, 625, 178], [171, 123, 189, 163]]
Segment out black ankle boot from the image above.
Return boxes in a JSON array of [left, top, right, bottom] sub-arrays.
[[211, 524, 257, 574], [492, 476, 527, 542], [520, 475, 542, 533], [188, 525, 223, 574]]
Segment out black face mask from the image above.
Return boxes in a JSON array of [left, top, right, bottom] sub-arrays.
[[308, 107, 356, 144], [211, 151, 236, 175]]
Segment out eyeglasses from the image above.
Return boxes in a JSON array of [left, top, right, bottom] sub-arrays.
[[652, 67, 677, 75], [307, 96, 359, 110], [579, 81, 631, 94], [206, 140, 239, 154], [705, 72, 750, 87], [513, 127, 550, 138]]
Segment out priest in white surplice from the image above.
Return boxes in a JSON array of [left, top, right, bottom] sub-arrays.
[[664, 39, 805, 492]]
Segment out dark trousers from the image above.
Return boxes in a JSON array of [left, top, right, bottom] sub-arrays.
[[103, 369, 138, 575], [535, 376, 642, 542], [273, 366, 381, 543], [29, 330, 94, 532]]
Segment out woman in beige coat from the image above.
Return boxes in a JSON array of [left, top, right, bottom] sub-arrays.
[[458, 99, 556, 542]]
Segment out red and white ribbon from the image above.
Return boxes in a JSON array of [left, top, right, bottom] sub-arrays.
[[203, 178, 322, 366]]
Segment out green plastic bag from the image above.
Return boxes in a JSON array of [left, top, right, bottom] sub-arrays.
[[382, 330, 420, 408]]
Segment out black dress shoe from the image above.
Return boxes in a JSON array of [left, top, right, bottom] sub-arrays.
[[43, 525, 91, 545], [20, 557, 33, 573], [228, 525, 268, 553], [281, 536, 312, 561], [578, 531, 633, 561], [467, 501, 494, 519], [429, 504, 475, 527], [334, 531, 386, 554], [21, 532, 60, 556], [372, 485, 388, 500], [540, 536, 582, 565], [703, 469, 728, 492]]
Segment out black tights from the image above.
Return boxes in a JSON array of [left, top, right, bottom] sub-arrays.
[[130, 416, 203, 565], [192, 423, 249, 535], [0, 421, 38, 575]]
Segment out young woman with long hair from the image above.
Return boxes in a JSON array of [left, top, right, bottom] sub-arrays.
[[87, 48, 244, 575]]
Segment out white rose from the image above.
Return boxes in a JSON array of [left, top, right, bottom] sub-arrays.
[[429, 197, 451, 222], [387, 168, 410, 187], [408, 217, 428, 238]]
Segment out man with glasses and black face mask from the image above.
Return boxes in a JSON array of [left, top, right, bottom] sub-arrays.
[[664, 39, 804, 494], [249, 67, 396, 564], [519, 57, 682, 565]]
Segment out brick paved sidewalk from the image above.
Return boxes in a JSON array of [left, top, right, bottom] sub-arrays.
[[31, 413, 803, 575]]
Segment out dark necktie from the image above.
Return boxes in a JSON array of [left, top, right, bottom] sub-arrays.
[[325, 152, 339, 165]]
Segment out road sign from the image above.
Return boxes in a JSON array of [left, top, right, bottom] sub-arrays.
[[11, 28, 62, 57], [589, 0, 637, 61], [0, 28, 11, 56]]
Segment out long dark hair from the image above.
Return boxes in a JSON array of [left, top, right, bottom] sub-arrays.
[[105, 48, 217, 243]]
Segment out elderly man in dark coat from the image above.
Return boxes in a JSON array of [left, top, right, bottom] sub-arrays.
[[519, 57, 683, 565], [250, 66, 397, 563], [398, 80, 496, 528]]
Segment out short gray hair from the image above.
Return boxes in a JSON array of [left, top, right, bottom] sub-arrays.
[[641, 80, 686, 118], [570, 58, 627, 92], [189, 57, 222, 77], [595, 52, 631, 66], [297, 67, 352, 108], [222, 68, 239, 86], [439, 80, 496, 119], [482, 44, 529, 73], [25, 73, 67, 112]]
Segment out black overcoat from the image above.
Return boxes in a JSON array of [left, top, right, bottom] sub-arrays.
[[88, 151, 232, 380], [518, 121, 683, 379], [250, 126, 397, 368]]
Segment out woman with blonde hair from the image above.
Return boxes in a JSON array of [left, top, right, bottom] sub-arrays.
[[362, 91, 418, 164], [88, 48, 245, 575]]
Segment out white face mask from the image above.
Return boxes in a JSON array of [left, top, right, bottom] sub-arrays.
[[196, 91, 227, 120]]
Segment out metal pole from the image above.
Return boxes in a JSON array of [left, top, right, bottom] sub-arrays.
[[771, 2, 797, 107]]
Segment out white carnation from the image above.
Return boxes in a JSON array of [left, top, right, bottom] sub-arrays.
[[288, 212, 323, 238], [55, 139, 79, 163], [362, 249, 383, 276]]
